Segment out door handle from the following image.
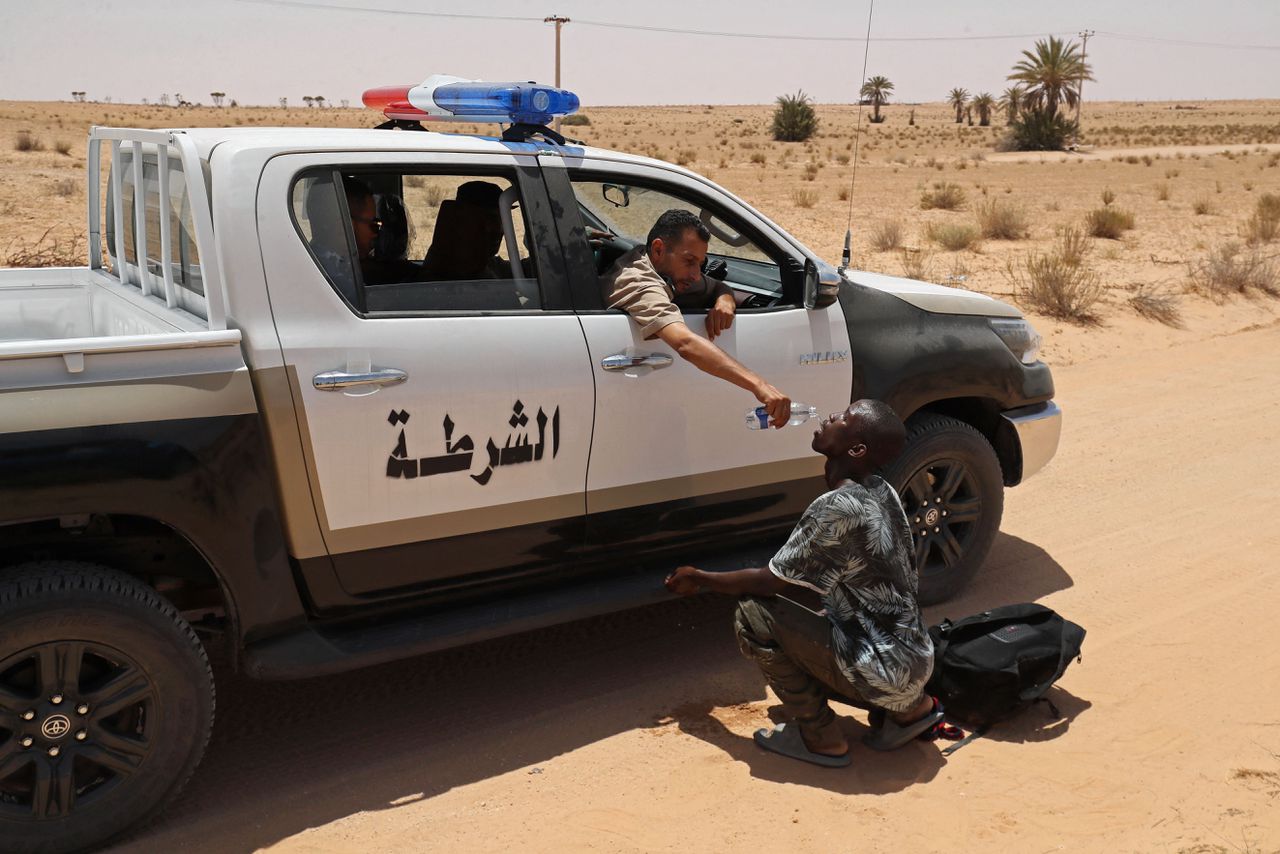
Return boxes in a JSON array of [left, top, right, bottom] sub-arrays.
[[313, 368, 408, 391], [600, 353, 674, 372]]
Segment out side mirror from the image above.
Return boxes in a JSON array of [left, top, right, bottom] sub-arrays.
[[602, 183, 630, 208], [803, 258, 842, 310]]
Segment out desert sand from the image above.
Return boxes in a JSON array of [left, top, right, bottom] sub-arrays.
[[1, 98, 1278, 852]]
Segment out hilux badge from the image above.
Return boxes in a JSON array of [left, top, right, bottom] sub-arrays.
[[799, 350, 848, 366]]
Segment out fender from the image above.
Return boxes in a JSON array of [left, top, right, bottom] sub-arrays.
[[0, 414, 307, 644]]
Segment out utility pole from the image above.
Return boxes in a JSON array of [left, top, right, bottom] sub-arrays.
[[1074, 29, 1094, 149], [544, 15, 570, 132]]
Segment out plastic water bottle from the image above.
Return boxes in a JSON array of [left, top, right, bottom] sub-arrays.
[[745, 403, 820, 430]]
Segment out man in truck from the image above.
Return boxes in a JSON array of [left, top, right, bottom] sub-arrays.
[[602, 209, 792, 428], [664, 400, 943, 766]]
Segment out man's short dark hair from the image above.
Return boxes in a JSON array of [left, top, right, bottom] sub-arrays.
[[646, 209, 711, 252], [850, 399, 907, 467], [342, 175, 373, 206]]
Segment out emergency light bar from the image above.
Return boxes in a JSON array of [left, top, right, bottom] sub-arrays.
[[363, 74, 580, 126]]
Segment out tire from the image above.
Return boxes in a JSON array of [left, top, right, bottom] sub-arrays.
[[883, 415, 1004, 606], [0, 562, 214, 854]]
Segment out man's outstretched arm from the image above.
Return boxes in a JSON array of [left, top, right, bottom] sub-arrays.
[[665, 565, 792, 597], [655, 321, 791, 427]]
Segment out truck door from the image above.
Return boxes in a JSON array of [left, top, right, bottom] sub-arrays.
[[542, 159, 853, 559], [256, 151, 592, 602]]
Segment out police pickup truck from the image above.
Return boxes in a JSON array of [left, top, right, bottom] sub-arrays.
[[0, 79, 1060, 851]]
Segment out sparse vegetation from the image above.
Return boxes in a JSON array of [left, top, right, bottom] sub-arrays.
[[899, 248, 933, 281], [925, 221, 981, 251], [53, 139, 72, 156], [13, 132, 43, 152], [772, 91, 819, 142], [1085, 206, 1136, 239], [561, 113, 591, 126], [1006, 247, 1105, 322], [1192, 197, 1213, 215], [1056, 227, 1091, 267], [2, 228, 84, 268], [1128, 286, 1183, 327], [790, 187, 818, 208], [868, 219, 903, 252], [920, 181, 967, 211], [1243, 193, 1280, 244], [976, 200, 1030, 239], [1189, 242, 1278, 298]]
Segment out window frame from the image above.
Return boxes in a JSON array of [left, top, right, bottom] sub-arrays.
[[285, 156, 574, 319]]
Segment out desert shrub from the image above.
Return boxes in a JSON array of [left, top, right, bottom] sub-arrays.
[[837, 186, 849, 201], [1005, 249, 1105, 322], [975, 199, 1029, 239], [560, 113, 591, 126], [1100, 188, 1116, 206], [1056, 227, 1090, 267], [899, 248, 933, 281], [1002, 109, 1076, 152], [750, 151, 767, 166], [1243, 193, 1280, 244], [791, 188, 817, 208], [2, 228, 84, 267], [1192, 198, 1213, 215], [802, 162, 819, 181], [1128, 286, 1183, 327], [920, 181, 966, 211], [53, 178, 76, 197], [1085, 206, 1136, 239], [54, 139, 72, 156], [675, 149, 697, 166], [13, 132, 43, 152], [772, 91, 818, 142], [1189, 242, 1278, 297], [1155, 182, 1170, 201], [869, 219, 903, 252], [925, 221, 981, 251]]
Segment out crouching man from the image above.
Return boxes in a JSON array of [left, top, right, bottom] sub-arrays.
[[664, 400, 941, 767]]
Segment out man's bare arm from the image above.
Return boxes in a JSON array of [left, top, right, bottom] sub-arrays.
[[655, 321, 790, 426], [664, 565, 792, 597]]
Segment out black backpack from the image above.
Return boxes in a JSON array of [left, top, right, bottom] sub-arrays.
[[925, 603, 1085, 732]]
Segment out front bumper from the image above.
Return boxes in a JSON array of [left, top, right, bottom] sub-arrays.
[[1001, 400, 1062, 483]]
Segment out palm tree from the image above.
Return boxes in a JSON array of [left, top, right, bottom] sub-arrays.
[[999, 86, 1024, 125], [1008, 36, 1094, 121], [971, 93, 996, 127], [860, 75, 894, 123], [947, 88, 969, 124]]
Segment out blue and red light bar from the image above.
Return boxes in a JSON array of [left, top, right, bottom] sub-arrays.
[[363, 74, 580, 125]]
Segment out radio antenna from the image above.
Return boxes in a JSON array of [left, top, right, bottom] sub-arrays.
[[840, 0, 876, 272]]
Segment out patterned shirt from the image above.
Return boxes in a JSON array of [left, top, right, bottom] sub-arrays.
[[769, 477, 934, 711]]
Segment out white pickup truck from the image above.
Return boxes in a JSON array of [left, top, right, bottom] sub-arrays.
[[0, 107, 1060, 851]]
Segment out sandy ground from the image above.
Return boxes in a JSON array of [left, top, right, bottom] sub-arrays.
[[91, 317, 1277, 853], [0, 98, 1277, 852]]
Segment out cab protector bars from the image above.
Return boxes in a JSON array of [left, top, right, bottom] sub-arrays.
[[86, 127, 228, 331]]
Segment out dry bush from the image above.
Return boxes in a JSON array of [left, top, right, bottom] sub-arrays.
[[920, 181, 966, 211], [925, 221, 981, 251], [802, 162, 819, 181], [53, 179, 76, 197], [1085, 206, 1136, 239], [560, 113, 591, 126], [1243, 193, 1280, 244], [1100, 188, 1116, 206], [1128, 286, 1183, 327], [1192, 198, 1213, 216], [1155, 182, 1170, 201], [1188, 242, 1278, 298], [1056, 227, 1091, 267], [2, 228, 85, 267], [54, 139, 72, 156], [868, 219, 903, 252], [837, 186, 849, 201], [791, 188, 818, 208], [1006, 249, 1105, 323], [975, 199, 1029, 240], [14, 131, 44, 152], [750, 152, 767, 166], [899, 248, 933, 281]]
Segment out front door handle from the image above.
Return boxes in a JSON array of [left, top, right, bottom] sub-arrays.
[[600, 353, 674, 372], [313, 368, 408, 391]]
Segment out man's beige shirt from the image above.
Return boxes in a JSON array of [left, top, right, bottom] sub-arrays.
[[600, 247, 726, 340]]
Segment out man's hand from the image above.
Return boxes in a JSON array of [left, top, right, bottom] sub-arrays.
[[705, 292, 736, 341], [754, 382, 792, 429], [664, 566, 703, 596]]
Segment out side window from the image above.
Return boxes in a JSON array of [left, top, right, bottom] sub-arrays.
[[289, 167, 543, 315], [570, 176, 792, 308]]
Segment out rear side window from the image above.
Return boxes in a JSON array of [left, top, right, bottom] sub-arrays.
[[290, 167, 546, 315], [105, 148, 206, 319]]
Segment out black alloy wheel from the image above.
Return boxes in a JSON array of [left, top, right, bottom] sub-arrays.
[[0, 562, 214, 854], [885, 415, 1004, 605]]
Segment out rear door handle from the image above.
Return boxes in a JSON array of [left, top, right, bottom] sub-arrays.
[[601, 353, 673, 372], [313, 368, 408, 391]]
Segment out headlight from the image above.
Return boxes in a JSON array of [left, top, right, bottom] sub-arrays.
[[989, 317, 1042, 364]]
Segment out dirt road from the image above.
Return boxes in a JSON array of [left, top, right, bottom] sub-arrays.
[[111, 319, 1280, 854]]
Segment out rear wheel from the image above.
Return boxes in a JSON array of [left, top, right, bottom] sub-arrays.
[[0, 562, 214, 854], [885, 415, 1005, 605]]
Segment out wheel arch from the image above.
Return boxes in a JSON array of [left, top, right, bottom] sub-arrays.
[[903, 396, 1021, 486]]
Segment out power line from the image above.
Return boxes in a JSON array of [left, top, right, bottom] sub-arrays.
[[230, 0, 543, 23], [1095, 30, 1280, 51]]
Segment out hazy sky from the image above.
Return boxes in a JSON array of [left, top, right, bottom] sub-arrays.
[[2, 0, 1278, 108]]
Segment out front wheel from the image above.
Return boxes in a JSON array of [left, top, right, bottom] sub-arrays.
[[884, 415, 1005, 605], [0, 562, 214, 854]]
